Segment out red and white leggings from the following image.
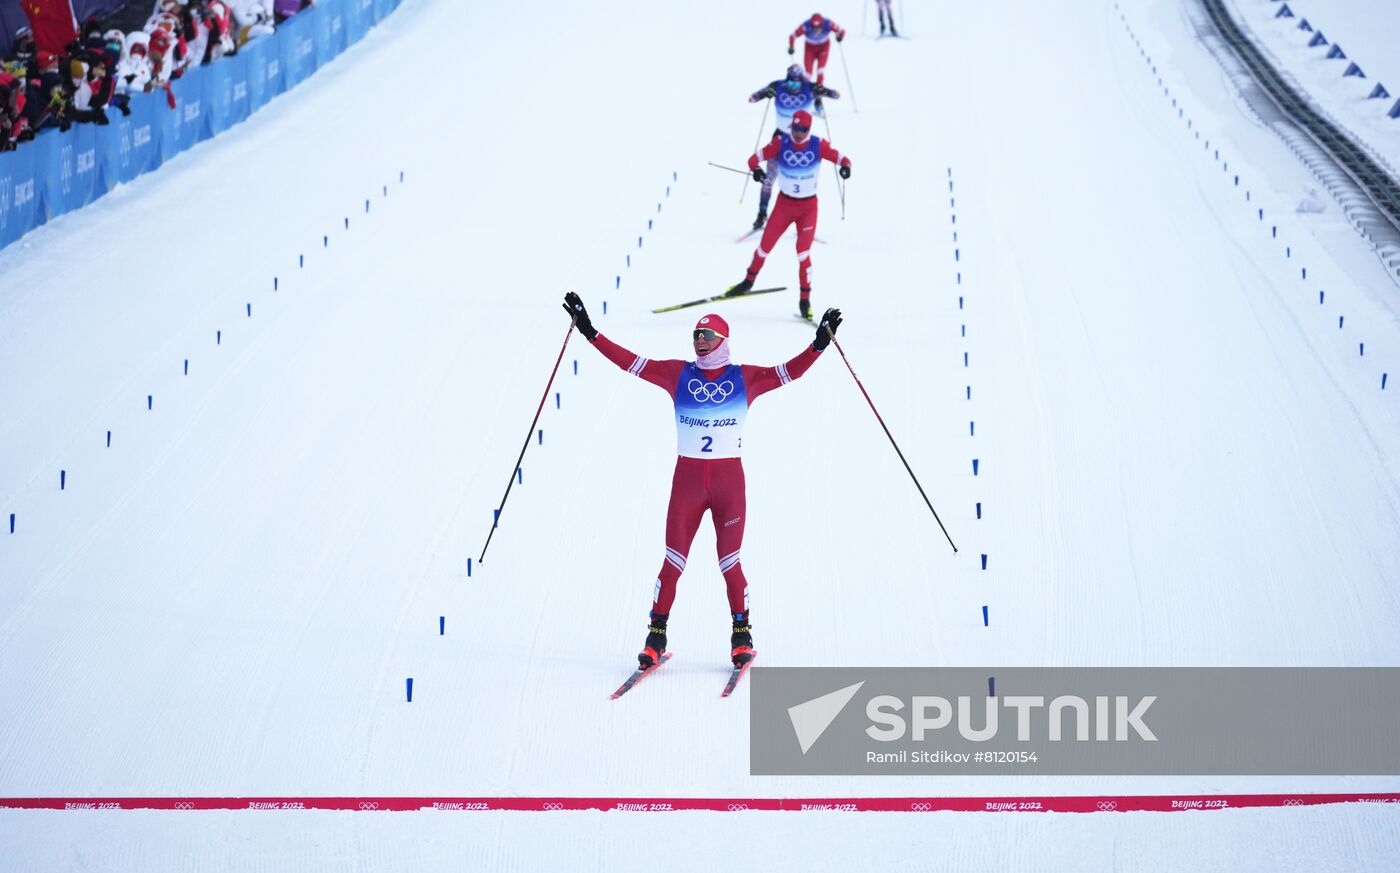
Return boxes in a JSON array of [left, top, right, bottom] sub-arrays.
[[804, 40, 832, 83], [652, 457, 748, 615], [744, 192, 818, 293]]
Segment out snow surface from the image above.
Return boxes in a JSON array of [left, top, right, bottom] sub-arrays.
[[1, 0, 1399, 868], [1230, 0, 1400, 172]]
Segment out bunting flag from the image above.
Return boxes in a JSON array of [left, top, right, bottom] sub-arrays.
[[21, 0, 79, 55]]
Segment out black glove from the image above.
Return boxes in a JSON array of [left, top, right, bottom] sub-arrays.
[[814, 308, 842, 350], [839, 163, 851, 180], [787, 45, 795, 55], [836, 33, 844, 42], [562, 291, 598, 341], [762, 86, 775, 99], [751, 166, 766, 183]]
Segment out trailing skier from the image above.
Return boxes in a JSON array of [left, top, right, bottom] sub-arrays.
[[729, 109, 851, 320], [788, 12, 845, 84], [747, 64, 841, 231]]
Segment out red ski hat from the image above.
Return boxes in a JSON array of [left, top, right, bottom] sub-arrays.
[[811, 13, 824, 26], [791, 109, 814, 131], [694, 314, 729, 337]]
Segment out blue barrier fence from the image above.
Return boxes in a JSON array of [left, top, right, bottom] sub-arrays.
[[0, 0, 400, 251]]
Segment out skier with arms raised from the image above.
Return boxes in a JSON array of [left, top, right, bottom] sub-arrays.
[[562, 292, 843, 671]]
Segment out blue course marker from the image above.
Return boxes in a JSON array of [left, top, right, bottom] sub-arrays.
[[538, 429, 543, 445], [988, 676, 995, 697], [972, 459, 980, 476], [981, 554, 988, 570], [467, 557, 473, 577], [60, 470, 65, 490], [8, 513, 13, 534], [982, 605, 989, 627], [147, 395, 153, 410], [184, 359, 189, 375], [406, 678, 413, 702], [556, 392, 561, 409], [299, 254, 304, 268], [106, 430, 111, 448], [274, 277, 279, 291], [439, 617, 445, 635], [516, 468, 523, 485], [970, 421, 975, 436], [1382, 373, 1388, 390], [975, 502, 982, 520], [247, 303, 251, 317], [966, 386, 972, 400], [217, 330, 221, 345], [1319, 291, 1325, 304]]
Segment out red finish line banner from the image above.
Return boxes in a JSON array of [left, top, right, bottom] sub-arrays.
[[2, 794, 1398, 813]]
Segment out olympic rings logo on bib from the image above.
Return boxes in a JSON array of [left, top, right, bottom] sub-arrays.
[[782, 149, 817, 167], [688, 379, 735, 403], [777, 92, 806, 109]]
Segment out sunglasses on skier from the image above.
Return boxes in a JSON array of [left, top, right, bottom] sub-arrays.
[[693, 328, 726, 342], [791, 123, 811, 133]]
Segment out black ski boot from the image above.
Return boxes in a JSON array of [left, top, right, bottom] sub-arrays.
[[730, 613, 754, 666], [752, 209, 767, 231], [727, 277, 756, 297], [639, 612, 668, 669], [799, 290, 813, 320]]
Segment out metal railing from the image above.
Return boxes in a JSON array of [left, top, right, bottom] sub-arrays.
[[1201, 0, 1400, 235]]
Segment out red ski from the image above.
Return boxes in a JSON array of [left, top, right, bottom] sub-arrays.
[[610, 652, 673, 699], [721, 653, 756, 697]]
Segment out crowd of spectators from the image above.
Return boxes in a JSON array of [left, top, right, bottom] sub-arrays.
[[1, 0, 313, 152]]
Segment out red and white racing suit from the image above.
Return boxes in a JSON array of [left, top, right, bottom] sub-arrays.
[[589, 333, 824, 615], [742, 133, 850, 306]]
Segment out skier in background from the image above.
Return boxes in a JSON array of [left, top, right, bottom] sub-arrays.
[[729, 109, 851, 320], [788, 12, 845, 84], [561, 292, 843, 670], [746, 64, 841, 231], [876, 0, 899, 37]]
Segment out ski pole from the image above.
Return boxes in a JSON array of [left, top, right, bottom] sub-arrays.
[[830, 335, 957, 553], [838, 39, 858, 113], [820, 109, 848, 220], [478, 321, 575, 563], [739, 98, 771, 204], [709, 161, 750, 176]]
